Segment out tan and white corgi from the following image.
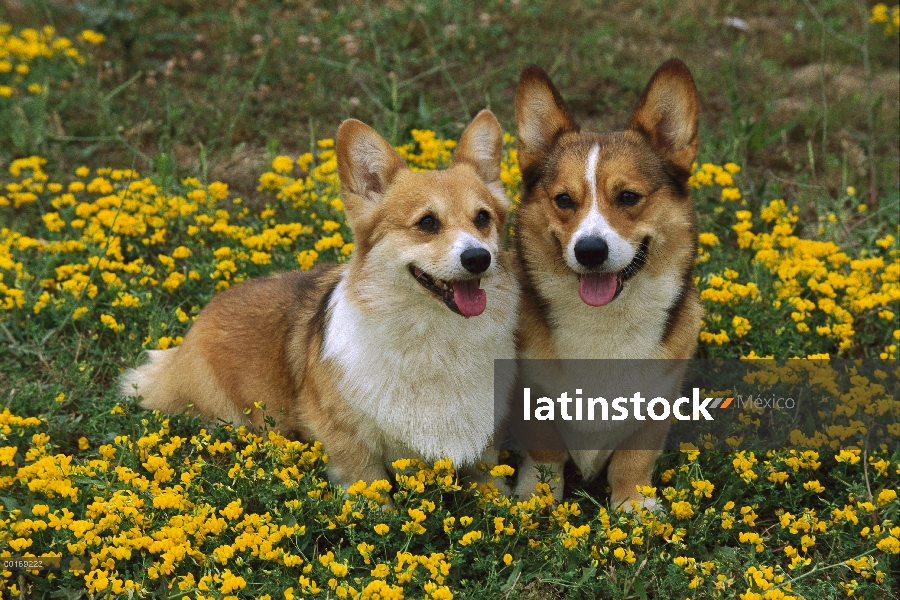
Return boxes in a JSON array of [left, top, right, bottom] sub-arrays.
[[121, 110, 520, 490], [511, 60, 703, 509]]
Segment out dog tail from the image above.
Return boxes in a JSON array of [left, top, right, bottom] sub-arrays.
[[120, 349, 180, 411]]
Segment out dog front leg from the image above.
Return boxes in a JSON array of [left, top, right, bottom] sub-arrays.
[[607, 419, 670, 512], [514, 449, 567, 503]]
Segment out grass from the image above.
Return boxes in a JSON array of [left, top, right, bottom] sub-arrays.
[[0, 1, 898, 598]]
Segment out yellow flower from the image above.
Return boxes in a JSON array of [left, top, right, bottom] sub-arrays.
[[738, 531, 765, 552], [490, 464, 514, 477], [876, 235, 895, 249], [80, 30, 106, 44], [458, 530, 482, 545], [100, 314, 123, 332], [251, 251, 272, 265], [162, 272, 185, 292], [835, 449, 861, 464], [698, 232, 719, 246], [876, 489, 897, 506], [732, 315, 751, 337], [721, 187, 741, 201], [208, 181, 229, 201], [803, 480, 825, 493], [691, 479, 714, 498], [271, 156, 294, 174], [297, 249, 318, 271], [670, 501, 694, 519], [714, 171, 734, 186], [876, 536, 900, 553]]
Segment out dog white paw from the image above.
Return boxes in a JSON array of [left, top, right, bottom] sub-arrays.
[[615, 495, 661, 513]]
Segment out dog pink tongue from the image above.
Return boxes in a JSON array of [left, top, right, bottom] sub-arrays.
[[579, 273, 617, 306], [452, 279, 486, 316]]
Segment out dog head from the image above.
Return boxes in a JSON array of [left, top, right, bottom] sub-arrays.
[[515, 59, 699, 307], [336, 110, 511, 317]]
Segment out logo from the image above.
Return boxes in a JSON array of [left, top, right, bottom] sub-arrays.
[[522, 388, 734, 422]]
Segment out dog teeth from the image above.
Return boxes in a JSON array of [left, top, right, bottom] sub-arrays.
[[410, 266, 456, 299]]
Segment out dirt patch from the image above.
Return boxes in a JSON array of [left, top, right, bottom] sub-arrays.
[[208, 145, 271, 199], [512, 579, 567, 600], [767, 62, 898, 127]]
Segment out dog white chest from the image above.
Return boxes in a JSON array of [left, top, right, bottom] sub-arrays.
[[322, 278, 516, 467], [544, 271, 681, 360]]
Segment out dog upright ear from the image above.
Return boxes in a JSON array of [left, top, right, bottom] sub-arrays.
[[337, 119, 408, 228], [627, 59, 699, 175], [515, 65, 579, 175], [452, 109, 508, 206]]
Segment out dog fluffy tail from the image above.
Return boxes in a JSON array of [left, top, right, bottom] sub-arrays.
[[120, 349, 179, 411]]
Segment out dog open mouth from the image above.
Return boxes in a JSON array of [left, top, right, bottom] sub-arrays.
[[410, 266, 486, 317], [578, 237, 650, 307]]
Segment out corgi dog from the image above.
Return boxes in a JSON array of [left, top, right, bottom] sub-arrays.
[[511, 60, 702, 509], [121, 110, 519, 490]]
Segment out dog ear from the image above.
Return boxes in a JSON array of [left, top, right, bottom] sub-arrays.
[[515, 65, 579, 175], [452, 109, 509, 207], [453, 110, 502, 184], [627, 59, 699, 175], [337, 119, 408, 227]]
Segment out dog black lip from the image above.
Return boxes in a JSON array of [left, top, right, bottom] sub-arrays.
[[409, 265, 478, 317], [577, 236, 651, 301]]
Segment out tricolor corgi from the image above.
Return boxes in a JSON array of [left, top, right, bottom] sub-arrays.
[[511, 60, 703, 509], [121, 110, 519, 490]]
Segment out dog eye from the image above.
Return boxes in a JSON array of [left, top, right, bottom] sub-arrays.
[[474, 210, 490, 228], [617, 191, 642, 206], [554, 193, 574, 209], [417, 214, 439, 232]]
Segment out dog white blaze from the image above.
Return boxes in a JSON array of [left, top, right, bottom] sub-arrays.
[[585, 144, 600, 207], [566, 144, 634, 272], [454, 231, 492, 256]]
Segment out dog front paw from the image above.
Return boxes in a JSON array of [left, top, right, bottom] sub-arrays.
[[614, 494, 662, 513]]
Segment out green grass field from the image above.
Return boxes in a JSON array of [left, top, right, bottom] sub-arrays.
[[0, 1, 898, 598]]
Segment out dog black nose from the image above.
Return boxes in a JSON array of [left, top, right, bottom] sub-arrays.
[[574, 236, 608, 268], [460, 248, 491, 274]]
